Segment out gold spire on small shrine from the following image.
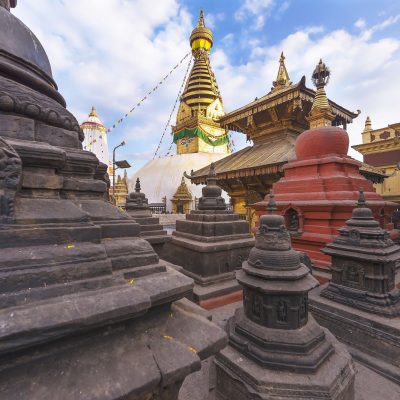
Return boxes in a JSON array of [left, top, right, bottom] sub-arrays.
[[364, 116, 372, 132], [307, 59, 335, 129], [89, 106, 98, 118], [271, 52, 292, 92]]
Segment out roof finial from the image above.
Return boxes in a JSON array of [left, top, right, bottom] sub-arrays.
[[267, 190, 277, 214], [135, 178, 141, 193], [198, 8, 205, 27], [89, 106, 98, 118], [271, 51, 292, 92], [357, 188, 366, 207], [307, 59, 335, 129], [364, 116, 372, 132]]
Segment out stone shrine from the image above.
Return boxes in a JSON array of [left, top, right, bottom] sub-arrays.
[[254, 60, 396, 272], [125, 177, 170, 255], [310, 190, 400, 383], [215, 192, 355, 399], [163, 164, 254, 307], [0, 3, 226, 399]]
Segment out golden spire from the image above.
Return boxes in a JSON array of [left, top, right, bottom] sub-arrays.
[[89, 106, 98, 118], [271, 52, 292, 92], [307, 59, 335, 129], [190, 9, 213, 57], [179, 9, 221, 115], [198, 8, 205, 27], [364, 116, 372, 132]]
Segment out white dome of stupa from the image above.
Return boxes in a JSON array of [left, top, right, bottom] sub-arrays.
[[130, 152, 228, 212]]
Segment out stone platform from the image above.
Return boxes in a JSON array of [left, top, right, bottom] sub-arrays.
[[310, 284, 400, 385], [179, 301, 400, 400]]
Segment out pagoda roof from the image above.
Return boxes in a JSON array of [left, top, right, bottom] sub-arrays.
[[190, 137, 386, 184], [219, 76, 359, 133], [191, 136, 296, 183]]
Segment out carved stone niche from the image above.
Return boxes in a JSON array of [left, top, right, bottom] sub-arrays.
[[284, 206, 302, 234], [0, 138, 21, 222]]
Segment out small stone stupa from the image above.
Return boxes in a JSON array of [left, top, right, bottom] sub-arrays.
[[125, 177, 170, 254], [163, 163, 254, 307], [215, 192, 355, 399], [0, 3, 226, 398], [310, 189, 400, 382]]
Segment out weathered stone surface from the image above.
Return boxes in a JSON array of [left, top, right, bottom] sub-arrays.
[[125, 177, 171, 256], [215, 193, 355, 399], [0, 4, 227, 399], [163, 165, 254, 303]]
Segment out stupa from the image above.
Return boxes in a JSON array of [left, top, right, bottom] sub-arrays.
[[215, 192, 355, 399], [254, 60, 396, 272], [310, 190, 400, 382], [81, 106, 110, 171], [131, 9, 230, 212], [125, 177, 170, 255], [163, 163, 254, 307], [0, 2, 227, 398]]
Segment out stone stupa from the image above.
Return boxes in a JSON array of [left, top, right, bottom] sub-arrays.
[[215, 192, 355, 399], [163, 163, 254, 307], [125, 177, 170, 255], [310, 189, 400, 383], [0, 2, 226, 398]]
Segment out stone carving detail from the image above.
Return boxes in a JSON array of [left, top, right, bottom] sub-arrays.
[[252, 294, 262, 319], [0, 77, 82, 135], [0, 138, 21, 220], [277, 300, 288, 323]]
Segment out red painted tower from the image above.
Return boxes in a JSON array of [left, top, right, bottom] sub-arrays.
[[254, 60, 396, 271]]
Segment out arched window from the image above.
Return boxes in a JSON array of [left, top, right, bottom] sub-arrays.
[[285, 208, 300, 232]]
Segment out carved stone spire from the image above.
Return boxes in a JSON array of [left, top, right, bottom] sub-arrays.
[[307, 59, 335, 129], [271, 52, 292, 92], [198, 163, 226, 210], [135, 177, 141, 193]]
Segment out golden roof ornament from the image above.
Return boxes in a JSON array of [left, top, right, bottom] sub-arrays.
[[307, 59, 335, 129], [190, 9, 213, 58], [364, 116, 372, 132], [271, 52, 292, 92], [89, 106, 98, 118]]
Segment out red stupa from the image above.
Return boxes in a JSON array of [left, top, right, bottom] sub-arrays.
[[254, 60, 396, 272]]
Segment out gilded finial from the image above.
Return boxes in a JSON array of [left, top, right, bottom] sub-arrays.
[[190, 9, 213, 57], [357, 188, 366, 207], [135, 178, 141, 193], [89, 106, 98, 118], [307, 59, 335, 129], [267, 190, 277, 214], [198, 9, 205, 27], [272, 51, 292, 92], [364, 116, 372, 132]]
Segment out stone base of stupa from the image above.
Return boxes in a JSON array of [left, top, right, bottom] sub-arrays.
[[127, 213, 171, 256], [214, 328, 355, 400], [309, 284, 400, 384], [163, 237, 253, 304]]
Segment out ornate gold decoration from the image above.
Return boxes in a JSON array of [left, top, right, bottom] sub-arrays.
[[307, 59, 335, 129], [271, 52, 292, 92]]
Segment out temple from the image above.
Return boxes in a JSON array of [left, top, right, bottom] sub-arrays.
[[190, 53, 385, 227], [353, 117, 400, 203], [254, 60, 396, 272], [131, 10, 230, 211]]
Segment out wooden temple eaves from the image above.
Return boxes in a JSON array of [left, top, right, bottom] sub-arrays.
[[218, 76, 359, 135]]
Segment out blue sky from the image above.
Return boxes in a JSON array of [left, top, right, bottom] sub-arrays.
[[14, 0, 400, 173]]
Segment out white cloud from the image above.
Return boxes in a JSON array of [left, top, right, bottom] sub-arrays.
[[212, 21, 400, 159], [235, 0, 275, 29], [354, 18, 366, 29]]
